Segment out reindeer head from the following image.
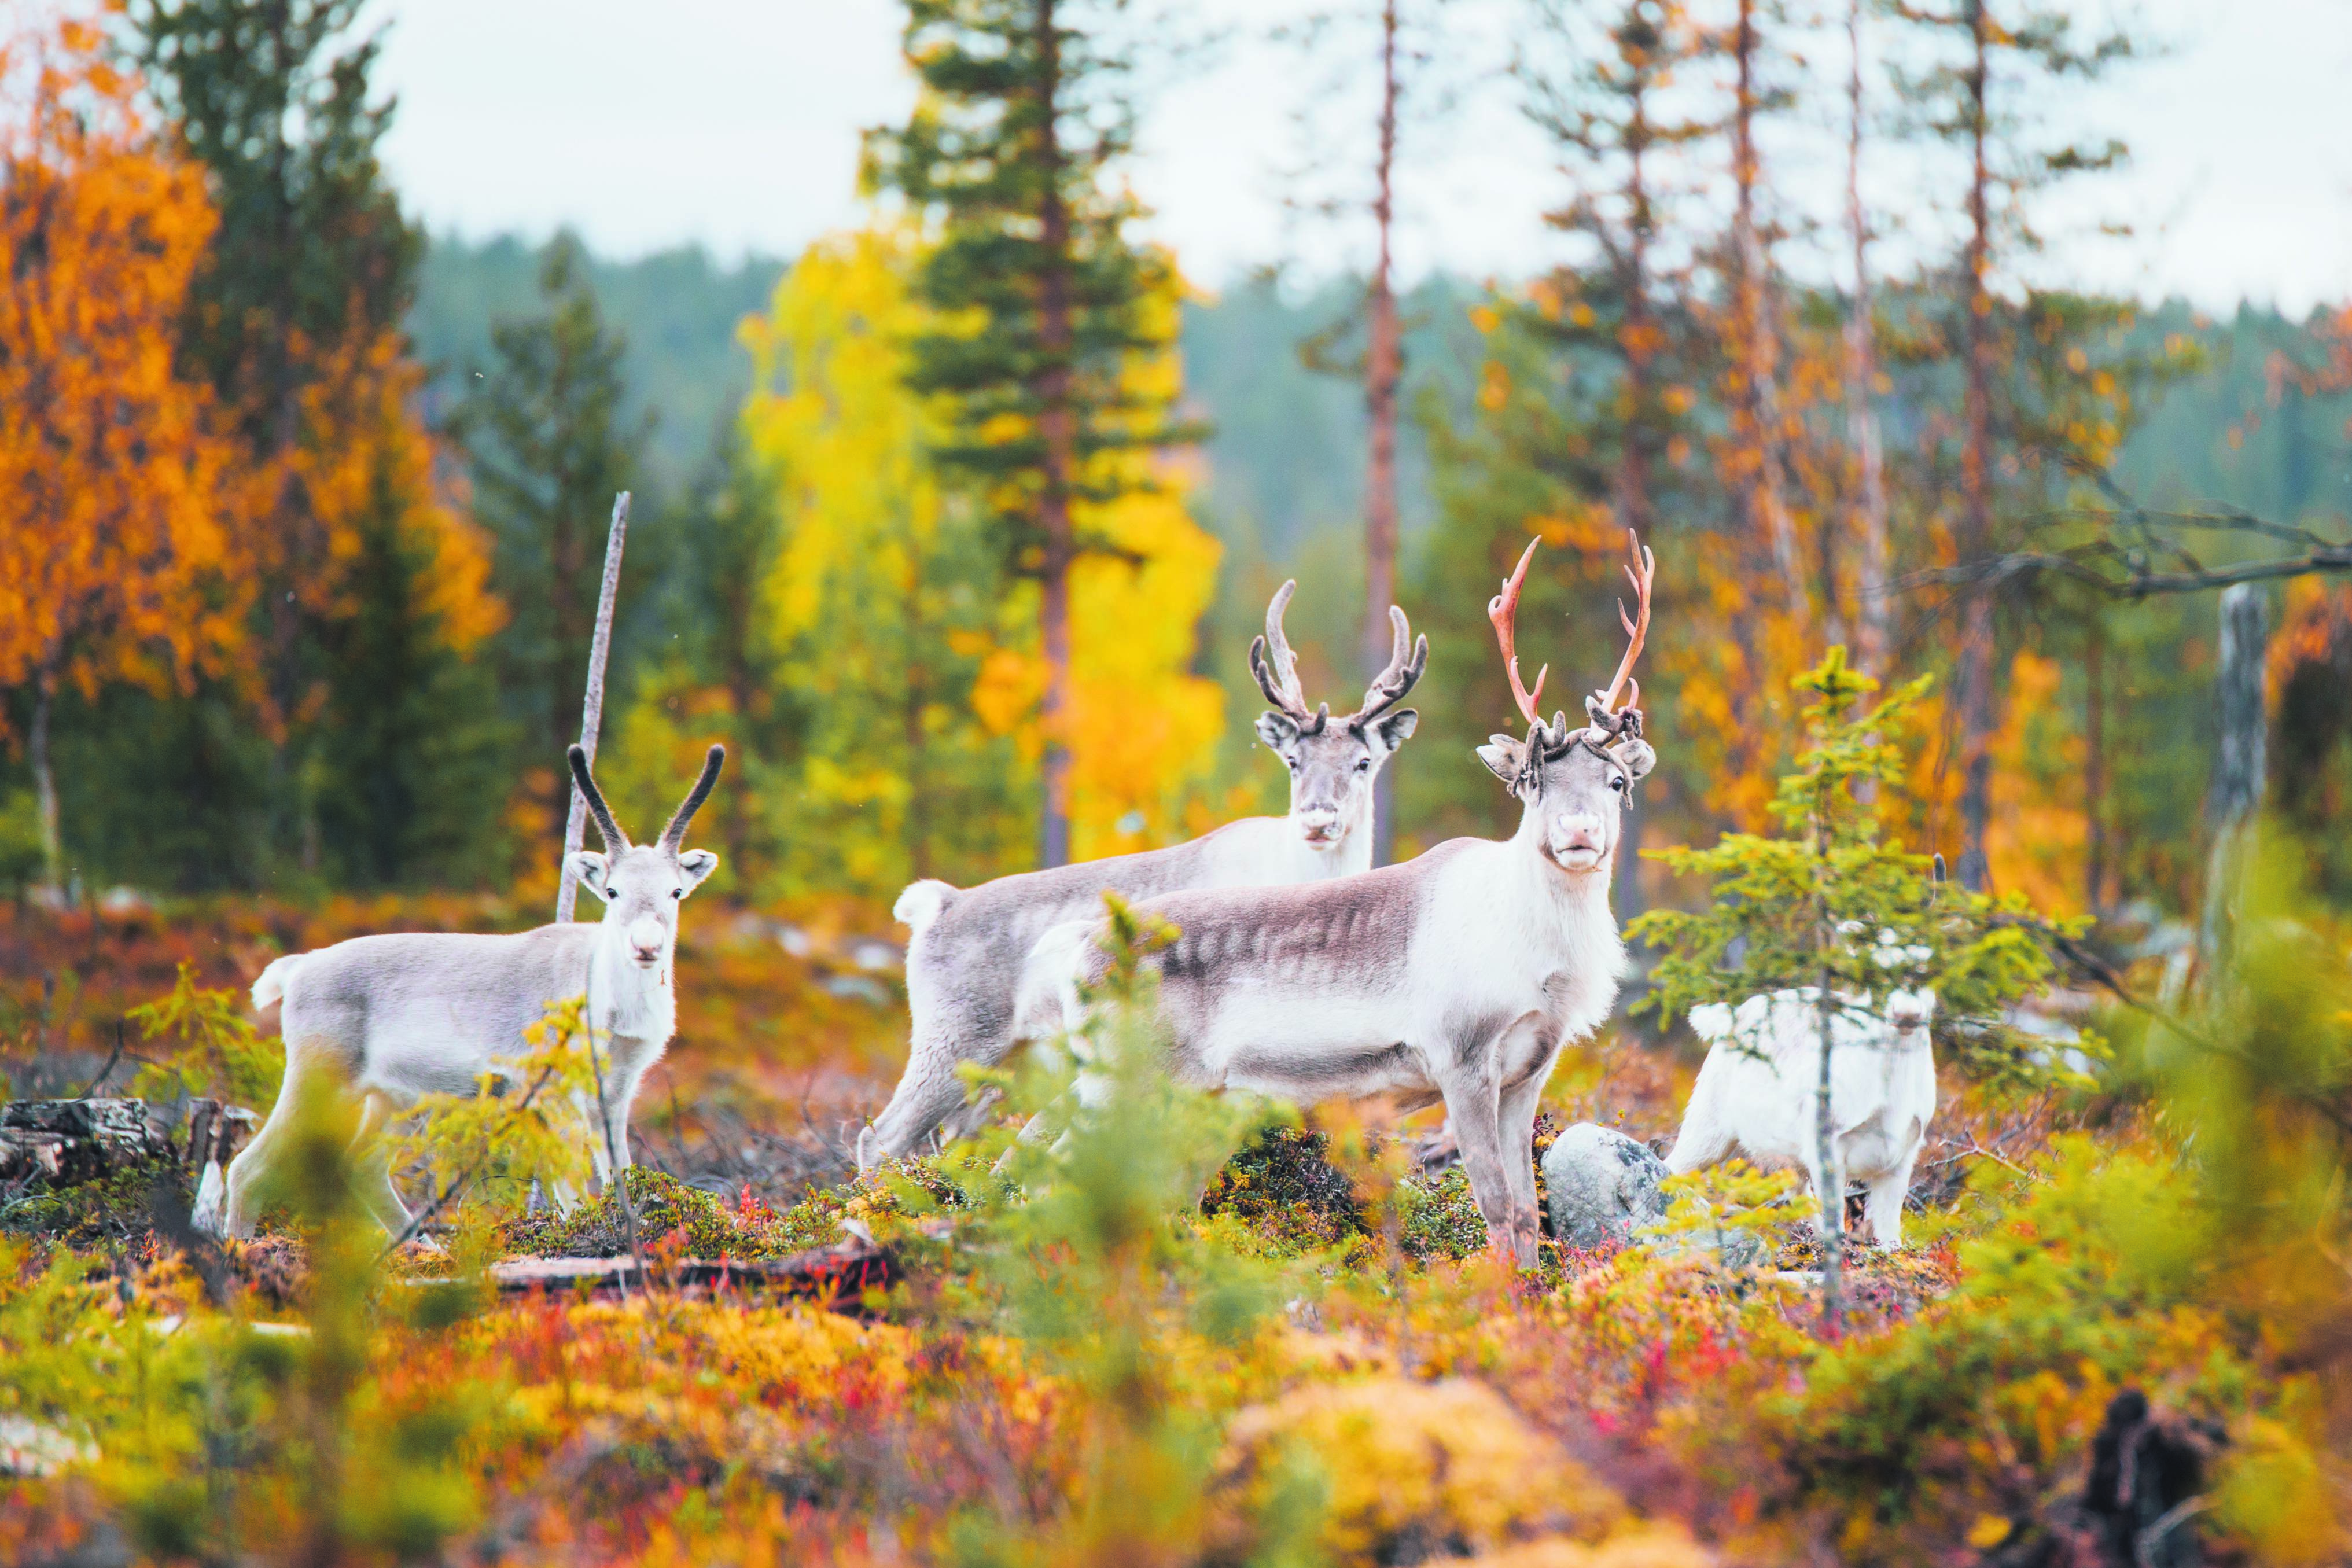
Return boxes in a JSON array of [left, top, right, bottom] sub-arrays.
[[1250, 580, 1427, 851], [1475, 533, 1657, 875], [565, 744, 725, 969]]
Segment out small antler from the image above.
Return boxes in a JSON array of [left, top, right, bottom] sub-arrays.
[[1250, 580, 1328, 733], [567, 745, 628, 853], [1593, 529, 1654, 718], [1487, 538, 1549, 729], [658, 745, 726, 855], [1348, 605, 1429, 730]]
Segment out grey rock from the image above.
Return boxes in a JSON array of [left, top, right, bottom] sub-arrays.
[[1541, 1121, 1772, 1268], [1542, 1123, 1669, 1249], [1647, 1222, 1771, 1270]]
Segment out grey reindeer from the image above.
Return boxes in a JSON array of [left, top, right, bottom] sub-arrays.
[[211, 744, 724, 1238], [1033, 533, 1657, 1265], [857, 581, 1429, 1169]]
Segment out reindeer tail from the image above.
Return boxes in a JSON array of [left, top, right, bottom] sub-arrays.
[[251, 954, 305, 1013], [892, 879, 958, 937]]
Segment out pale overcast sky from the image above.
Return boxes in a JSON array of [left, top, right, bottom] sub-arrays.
[[366, 0, 2352, 314]]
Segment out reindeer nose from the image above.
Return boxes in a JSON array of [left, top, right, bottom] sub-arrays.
[[1559, 822, 1601, 852]]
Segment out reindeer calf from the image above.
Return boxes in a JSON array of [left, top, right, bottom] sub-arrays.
[[1664, 987, 1937, 1247]]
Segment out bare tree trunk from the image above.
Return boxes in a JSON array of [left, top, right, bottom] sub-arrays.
[[2085, 618, 2108, 914], [1035, 0, 1077, 870], [1732, 0, 1803, 622], [2199, 583, 2269, 976], [1618, 80, 1654, 543], [551, 450, 587, 830], [1365, 0, 1403, 867], [1845, 0, 1891, 678], [30, 649, 61, 895], [555, 492, 630, 924], [1813, 973, 1842, 1337], [1954, 0, 1997, 892]]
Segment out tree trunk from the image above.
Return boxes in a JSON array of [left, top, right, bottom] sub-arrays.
[[1813, 971, 1842, 1337], [2085, 618, 2108, 914], [1954, 0, 1996, 892], [1732, 0, 1804, 622], [30, 650, 62, 895], [1364, 0, 1403, 867], [1034, 0, 1076, 870], [1618, 80, 1654, 542], [555, 493, 630, 925], [2198, 583, 2269, 975], [1846, 0, 1891, 678]]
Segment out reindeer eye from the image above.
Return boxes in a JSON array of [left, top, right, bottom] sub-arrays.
[[671, 888, 682, 899], [1609, 775, 1626, 792], [1355, 758, 1371, 773]]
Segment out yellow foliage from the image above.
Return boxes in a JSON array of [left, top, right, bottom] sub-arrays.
[[1215, 1377, 1626, 1561], [1984, 650, 2089, 913], [737, 220, 1224, 886], [1474, 1525, 1716, 1567]]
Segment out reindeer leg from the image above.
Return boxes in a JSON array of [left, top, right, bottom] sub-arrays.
[[349, 1090, 417, 1240], [1498, 1069, 1548, 1257], [1438, 1066, 1527, 1267]]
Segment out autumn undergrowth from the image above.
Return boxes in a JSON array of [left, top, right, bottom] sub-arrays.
[[1, 860, 2346, 1561]]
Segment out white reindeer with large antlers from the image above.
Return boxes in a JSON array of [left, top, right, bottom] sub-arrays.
[[858, 584, 1428, 1169], [1037, 532, 1658, 1264], [212, 744, 725, 1238]]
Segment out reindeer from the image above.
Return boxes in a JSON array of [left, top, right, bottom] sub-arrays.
[[212, 745, 724, 1238], [1666, 986, 1938, 1247], [1036, 533, 1657, 1265], [857, 583, 1428, 1169]]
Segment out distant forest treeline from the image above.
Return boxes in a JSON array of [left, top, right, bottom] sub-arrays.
[[414, 233, 2349, 564]]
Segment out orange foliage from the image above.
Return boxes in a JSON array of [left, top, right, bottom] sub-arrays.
[[0, 14, 252, 710], [1982, 650, 2088, 914]]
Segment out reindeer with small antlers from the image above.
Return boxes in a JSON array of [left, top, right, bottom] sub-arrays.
[[858, 584, 1428, 1169], [1033, 532, 1658, 1264], [211, 744, 726, 1238]]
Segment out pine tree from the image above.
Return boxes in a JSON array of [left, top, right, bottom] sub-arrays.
[[1884, 0, 2136, 889], [865, 0, 1198, 868], [1518, 0, 1713, 549], [455, 235, 650, 841]]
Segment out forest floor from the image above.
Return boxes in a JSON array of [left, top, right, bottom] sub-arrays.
[[0, 896, 2336, 1566]]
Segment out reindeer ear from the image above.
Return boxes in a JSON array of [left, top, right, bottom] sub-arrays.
[[1255, 711, 1301, 750], [677, 849, 719, 892], [1614, 737, 1657, 782], [567, 851, 613, 901], [1477, 734, 1528, 789], [1373, 707, 1418, 753]]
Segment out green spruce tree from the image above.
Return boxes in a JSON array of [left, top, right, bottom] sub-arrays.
[[124, 0, 506, 889], [865, 0, 1197, 868], [455, 235, 651, 837]]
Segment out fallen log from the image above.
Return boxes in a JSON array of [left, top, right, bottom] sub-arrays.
[[0, 1098, 254, 1189], [480, 1229, 911, 1306]]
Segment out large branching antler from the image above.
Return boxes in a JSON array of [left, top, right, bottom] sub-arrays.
[[659, 745, 726, 855], [567, 745, 629, 853], [1250, 580, 1330, 734], [1593, 529, 1654, 720], [1488, 539, 1549, 729], [1348, 605, 1429, 730]]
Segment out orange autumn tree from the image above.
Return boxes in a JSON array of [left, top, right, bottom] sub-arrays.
[[0, 15, 251, 891]]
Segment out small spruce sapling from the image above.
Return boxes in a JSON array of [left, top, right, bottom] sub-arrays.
[[1629, 649, 2090, 1331]]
